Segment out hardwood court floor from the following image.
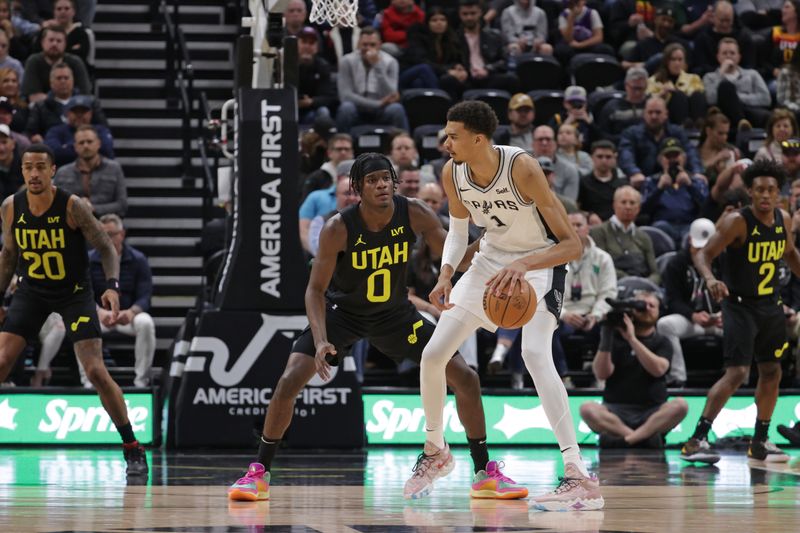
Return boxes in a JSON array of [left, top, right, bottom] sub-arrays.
[[1, 447, 798, 532]]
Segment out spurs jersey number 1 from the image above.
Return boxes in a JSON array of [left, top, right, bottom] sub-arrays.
[[452, 145, 554, 253], [12, 188, 89, 289]]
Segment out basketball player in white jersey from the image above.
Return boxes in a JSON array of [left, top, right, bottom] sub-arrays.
[[403, 101, 604, 511]]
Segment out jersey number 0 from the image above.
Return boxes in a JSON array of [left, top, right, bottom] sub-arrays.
[[367, 268, 390, 302]]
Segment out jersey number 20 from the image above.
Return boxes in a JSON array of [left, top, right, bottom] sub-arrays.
[[22, 251, 66, 280]]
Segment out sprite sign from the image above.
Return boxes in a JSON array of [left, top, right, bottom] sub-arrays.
[[364, 394, 800, 445], [0, 393, 154, 444]]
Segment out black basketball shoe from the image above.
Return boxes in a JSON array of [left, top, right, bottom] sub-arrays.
[[123, 442, 149, 476]]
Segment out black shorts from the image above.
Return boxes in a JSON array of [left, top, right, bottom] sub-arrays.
[[721, 297, 788, 367], [2, 282, 101, 343], [292, 303, 435, 365], [605, 403, 661, 430]]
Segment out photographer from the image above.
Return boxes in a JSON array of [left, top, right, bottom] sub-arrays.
[[579, 292, 689, 448], [642, 137, 709, 246]]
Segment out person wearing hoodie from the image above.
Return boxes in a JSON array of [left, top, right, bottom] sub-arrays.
[[500, 0, 553, 56]]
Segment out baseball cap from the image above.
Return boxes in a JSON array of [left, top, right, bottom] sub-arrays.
[[625, 66, 648, 82], [0, 97, 13, 113], [509, 93, 534, 110], [298, 26, 319, 41], [312, 114, 337, 141], [64, 94, 93, 112], [537, 156, 555, 173], [658, 137, 684, 156], [689, 218, 715, 248], [0, 124, 10, 137], [564, 86, 587, 103], [781, 137, 800, 154], [656, 5, 675, 17]]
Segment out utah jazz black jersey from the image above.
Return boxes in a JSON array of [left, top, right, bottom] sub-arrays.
[[723, 207, 786, 299], [326, 195, 417, 316], [12, 188, 89, 292]]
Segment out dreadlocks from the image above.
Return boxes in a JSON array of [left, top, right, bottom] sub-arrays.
[[349, 152, 399, 195]]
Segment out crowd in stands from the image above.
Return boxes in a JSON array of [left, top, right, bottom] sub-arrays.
[[0, 1, 153, 389], [292, 0, 800, 412]]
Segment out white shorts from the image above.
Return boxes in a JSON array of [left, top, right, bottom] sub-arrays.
[[445, 247, 566, 332]]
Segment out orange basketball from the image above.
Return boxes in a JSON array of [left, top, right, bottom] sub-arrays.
[[482, 280, 537, 328]]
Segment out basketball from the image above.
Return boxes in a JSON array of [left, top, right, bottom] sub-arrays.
[[482, 280, 537, 328]]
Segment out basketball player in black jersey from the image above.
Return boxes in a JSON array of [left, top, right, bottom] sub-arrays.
[[681, 159, 800, 464], [0, 144, 148, 476], [228, 153, 527, 502]]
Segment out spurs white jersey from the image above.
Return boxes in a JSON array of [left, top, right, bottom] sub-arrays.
[[452, 145, 555, 254]]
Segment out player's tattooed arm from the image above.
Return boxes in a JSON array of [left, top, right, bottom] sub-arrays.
[[0, 196, 18, 294], [68, 196, 119, 279]]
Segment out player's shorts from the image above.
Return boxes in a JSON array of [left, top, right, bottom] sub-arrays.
[[2, 280, 101, 343], [605, 403, 661, 430], [292, 302, 435, 365], [445, 244, 567, 331], [721, 296, 788, 367]]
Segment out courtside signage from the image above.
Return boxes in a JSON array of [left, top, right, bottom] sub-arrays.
[[364, 394, 800, 445], [0, 393, 153, 444]]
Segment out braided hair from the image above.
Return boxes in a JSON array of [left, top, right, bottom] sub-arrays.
[[349, 152, 399, 195]]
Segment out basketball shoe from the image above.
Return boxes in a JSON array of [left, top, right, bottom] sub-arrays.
[[777, 422, 800, 445], [470, 461, 528, 499], [228, 463, 270, 501], [403, 441, 455, 499], [123, 441, 148, 476], [747, 440, 790, 463], [680, 437, 720, 464], [529, 462, 604, 512]]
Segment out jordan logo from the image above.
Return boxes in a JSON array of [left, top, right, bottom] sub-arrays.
[[751, 227, 760, 236], [70, 316, 90, 332], [407, 320, 423, 344], [776, 226, 783, 234], [355, 234, 366, 246], [73, 283, 82, 293], [16, 213, 25, 224]]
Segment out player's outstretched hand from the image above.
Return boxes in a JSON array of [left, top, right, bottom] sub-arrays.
[[706, 279, 729, 302], [486, 260, 526, 297], [314, 341, 337, 381], [101, 289, 120, 325], [429, 277, 454, 311]]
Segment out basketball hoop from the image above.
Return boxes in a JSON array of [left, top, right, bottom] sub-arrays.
[[309, 0, 358, 28]]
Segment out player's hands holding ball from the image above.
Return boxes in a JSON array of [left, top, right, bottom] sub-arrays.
[[101, 289, 119, 325], [486, 260, 527, 296], [314, 340, 337, 381]]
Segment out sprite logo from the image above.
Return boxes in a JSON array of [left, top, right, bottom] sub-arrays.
[[38, 399, 148, 440], [366, 399, 463, 440]]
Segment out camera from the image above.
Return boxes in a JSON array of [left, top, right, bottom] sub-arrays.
[[668, 161, 680, 181], [603, 297, 648, 328]]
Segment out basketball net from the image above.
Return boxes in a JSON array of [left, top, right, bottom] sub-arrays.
[[309, 0, 358, 28]]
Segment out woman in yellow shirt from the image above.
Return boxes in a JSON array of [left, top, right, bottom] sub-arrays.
[[646, 43, 706, 127]]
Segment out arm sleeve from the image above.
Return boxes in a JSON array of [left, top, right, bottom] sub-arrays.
[[441, 215, 470, 270]]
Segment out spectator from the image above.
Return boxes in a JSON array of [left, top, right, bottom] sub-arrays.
[[597, 66, 648, 144], [297, 27, 336, 126], [402, 7, 467, 97], [657, 218, 723, 386], [40, 0, 90, 67], [769, 0, 800, 80], [307, 176, 360, 256], [555, 0, 615, 65], [500, 0, 553, 57], [21, 26, 90, 103], [549, 85, 599, 149], [608, 0, 657, 53], [578, 140, 628, 221], [53, 124, 126, 216], [553, 211, 617, 381], [754, 107, 798, 162], [457, 0, 519, 93], [624, 5, 692, 71], [388, 132, 419, 169], [335, 27, 408, 133], [27, 313, 66, 387], [0, 67, 27, 133], [493, 92, 534, 150], [538, 155, 578, 213], [44, 94, 114, 165], [0, 122, 20, 199], [299, 171, 350, 254], [0, 97, 27, 150], [590, 185, 661, 283], [0, 1, 34, 61], [397, 165, 421, 198], [698, 107, 738, 183], [300, 133, 353, 200], [426, 127, 449, 182], [647, 42, 707, 126], [782, 137, 800, 184], [777, 41, 800, 116], [693, 0, 757, 76], [736, 0, 783, 31], [283, 0, 307, 39], [0, 28, 22, 82], [618, 96, 704, 189], [85, 214, 156, 388], [580, 291, 688, 448], [25, 62, 106, 142], [380, 0, 425, 56], [642, 137, 709, 244], [533, 125, 580, 200], [702, 38, 772, 130], [556, 122, 592, 175]]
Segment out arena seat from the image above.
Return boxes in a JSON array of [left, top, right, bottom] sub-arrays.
[[463, 89, 511, 125], [570, 54, 625, 93], [516, 53, 565, 91], [401, 88, 452, 131]]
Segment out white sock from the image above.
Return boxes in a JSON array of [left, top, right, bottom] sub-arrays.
[[561, 447, 589, 477], [490, 343, 509, 363], [425, 428, 445, 450]]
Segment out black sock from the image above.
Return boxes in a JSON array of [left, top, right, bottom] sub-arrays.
[[116, 422, 136, 444], [257, 436, 280, 471], [753, 419, 770, 443], [692, 417, 713, 440], [467, 437, 489, 474]]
